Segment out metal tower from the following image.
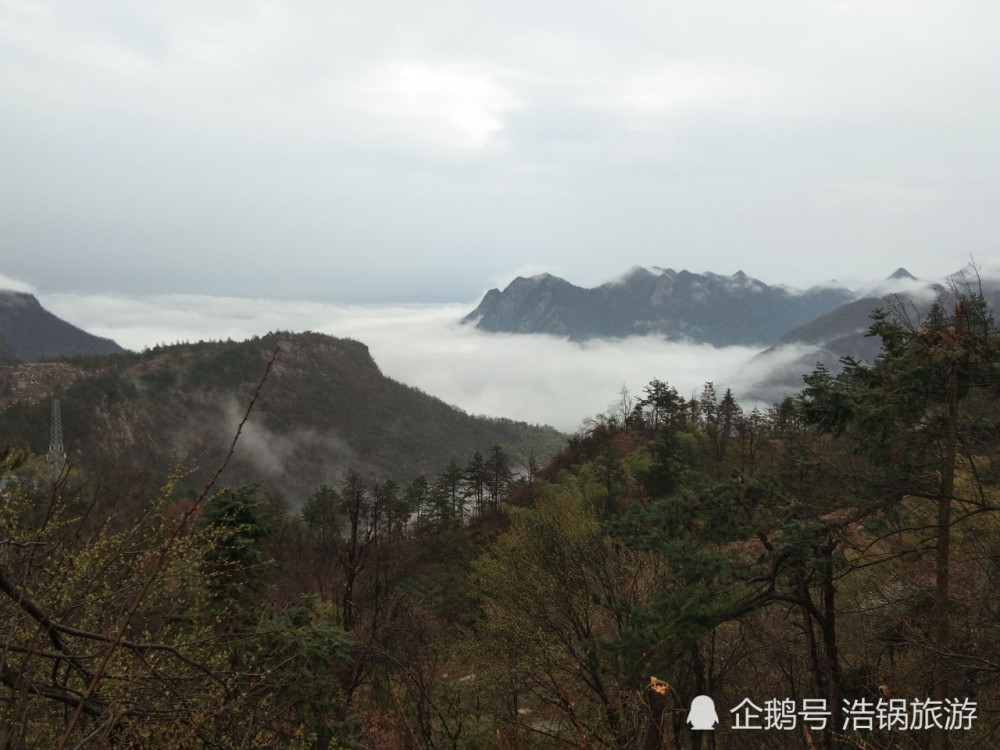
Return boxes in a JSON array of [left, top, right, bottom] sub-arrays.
[[47, 398, 66, 474]]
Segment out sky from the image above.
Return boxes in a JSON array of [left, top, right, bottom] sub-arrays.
[[2, 0, 999, 303]]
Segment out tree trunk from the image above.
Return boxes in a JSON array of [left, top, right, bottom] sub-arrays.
[[931, 303, 962, 750]]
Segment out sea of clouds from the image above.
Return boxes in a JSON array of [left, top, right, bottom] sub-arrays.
[[40, 292, 806, 434]]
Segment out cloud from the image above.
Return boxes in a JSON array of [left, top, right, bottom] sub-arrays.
[[0, 273, 36, 294], [45, 259, 996, 432], [219, 397, 366, 500], [342, 60, 522, 149], [594, 62, 773, 121], [41, 291, 769, 433], [3, 1, 997, 304]]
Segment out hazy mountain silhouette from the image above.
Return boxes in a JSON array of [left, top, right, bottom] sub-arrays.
[[463, 267, 853, 346], [0, 291, 126, 361], [745, 267, 1000, 402]]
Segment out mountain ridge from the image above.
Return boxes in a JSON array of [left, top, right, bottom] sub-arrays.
[[744, 268, 1000, 402], [0, 290, 126, 361], [463, 267, 855, 346], [0, 331, 565, 502]]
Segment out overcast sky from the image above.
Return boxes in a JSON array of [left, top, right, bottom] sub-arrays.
[[2, 0, 998, 303]]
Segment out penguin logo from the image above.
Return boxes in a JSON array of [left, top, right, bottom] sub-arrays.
[[687, 695, 719, 730]]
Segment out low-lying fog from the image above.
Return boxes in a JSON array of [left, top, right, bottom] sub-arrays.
[[43, 293, 816, 433]]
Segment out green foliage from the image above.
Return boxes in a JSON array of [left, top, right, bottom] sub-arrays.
[[0, 474, 357, 748], [302, 484, 341, 544], [472, 485, 656, 746], [640, 424, 683, 498], [242, 596, 356, 749], [0, 332, 565, 493], [202, 484, 277, 622], [6, 296, 1000, 748], [180, 338, 266, 392], [800, 293, 1000, 499]]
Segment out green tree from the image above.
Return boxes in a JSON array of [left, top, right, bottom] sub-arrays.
[[716, 387, 742, 457], [336, 469, 380, 633], [0, 475, 354, 748], [302, 484, 342, 601], [473, 485, 657, 748], [434, 459, 465, 528], [487, 445, 512, 511], [404, 473, 432, 533], [464, 451, 488, 519], [799, 292, 1000, 750], [698, 381, 717, 428], [638, 378, 681, 431], [201, 483, 275, 626]]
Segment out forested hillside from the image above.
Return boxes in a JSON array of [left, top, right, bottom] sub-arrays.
[[1, 295, 998, 749], [0, 331, 564, 498]]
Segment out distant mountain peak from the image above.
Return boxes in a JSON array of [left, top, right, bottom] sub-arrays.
[[888, 267, 917, 281], [511, 272, 563, 287], [0, 291, 38, 309], [463, 267, 854, 346], [605, 265, 660, 285], [0, 290, 126, 361]]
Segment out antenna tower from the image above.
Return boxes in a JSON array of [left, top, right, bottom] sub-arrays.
[[48, 398, 66, 474]]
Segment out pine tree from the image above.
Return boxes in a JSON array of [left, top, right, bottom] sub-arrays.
[[800, 294, 1000, 750], [464, 451, 488, 518], [487, 445, 512, 511]]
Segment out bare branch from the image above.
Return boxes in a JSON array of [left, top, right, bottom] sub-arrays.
[[54, 346, 280, 748]]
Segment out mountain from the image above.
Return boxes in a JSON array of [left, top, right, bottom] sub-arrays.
[[0, 331, 565, 501], [463, 267, 854, 346], [0, 290, 126, 361], [0, 337, 16, 363], [744, 268, 1000, 402]]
